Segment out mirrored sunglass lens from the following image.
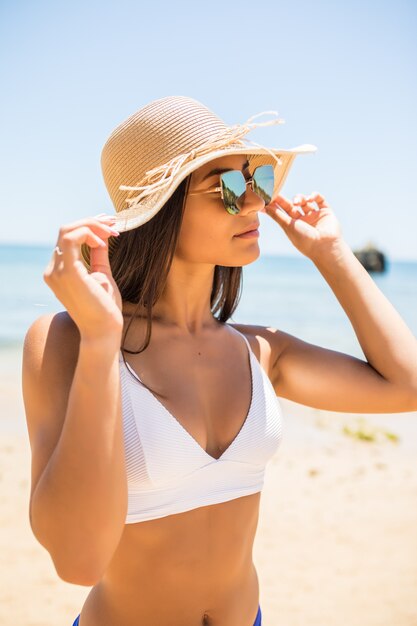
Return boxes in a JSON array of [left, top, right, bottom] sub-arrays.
[[252, 165, 274, 204], [220, 170, 246, 215]]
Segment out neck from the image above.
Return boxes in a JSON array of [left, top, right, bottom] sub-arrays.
[[122, 256, 220, 336]]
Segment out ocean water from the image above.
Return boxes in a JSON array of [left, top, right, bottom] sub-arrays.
[[1, 242, 417, 360], [1, 243, 417, 442]]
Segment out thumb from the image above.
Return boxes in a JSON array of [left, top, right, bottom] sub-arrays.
[[265, 203, 292, 229], [89, 236, 112, 275]]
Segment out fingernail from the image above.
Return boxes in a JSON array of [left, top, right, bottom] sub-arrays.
[[97, 214, 116, 221]]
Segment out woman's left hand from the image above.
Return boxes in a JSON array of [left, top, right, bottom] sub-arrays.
[[263, 192, 343, 260]]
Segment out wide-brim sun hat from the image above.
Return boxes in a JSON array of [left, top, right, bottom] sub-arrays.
[[81, 95, 317, 268]]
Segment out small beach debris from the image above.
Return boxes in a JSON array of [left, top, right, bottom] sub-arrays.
[[341, 417, 399, 444]]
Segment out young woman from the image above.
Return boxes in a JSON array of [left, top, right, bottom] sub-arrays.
[[22, 96, 417, 626]]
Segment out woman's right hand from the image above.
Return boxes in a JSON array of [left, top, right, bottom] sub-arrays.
[[43, 214, 124, 344]]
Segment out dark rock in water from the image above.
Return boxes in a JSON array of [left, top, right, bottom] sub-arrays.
[[353, 241, 387, 273]]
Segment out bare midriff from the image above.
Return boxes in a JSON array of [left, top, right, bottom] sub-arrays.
[[77, 311, 274, 626], [78, 491, 261, 626]]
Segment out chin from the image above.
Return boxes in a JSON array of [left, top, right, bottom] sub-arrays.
[[241, 247, 261, 266], [221, 245, 261, 267]]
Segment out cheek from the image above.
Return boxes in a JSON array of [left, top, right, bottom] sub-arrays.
[[176, 206, 228, 256], [178, 216, 216, 252]]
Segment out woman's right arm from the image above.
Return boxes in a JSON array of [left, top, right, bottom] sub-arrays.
[[22, 215, 127, 586]]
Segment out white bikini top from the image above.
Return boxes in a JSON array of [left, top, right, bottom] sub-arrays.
[[118, 325, 284, 523]]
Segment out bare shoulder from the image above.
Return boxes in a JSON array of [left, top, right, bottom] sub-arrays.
[[22, 311, 81, 502], [227, 322, 287, 384], [23, 310, 81, 382]]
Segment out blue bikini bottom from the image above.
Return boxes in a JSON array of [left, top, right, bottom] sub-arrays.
[[253, 604, 262, 625], [72, 604, 262, 625]]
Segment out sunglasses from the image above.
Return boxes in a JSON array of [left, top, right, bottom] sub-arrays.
[[188, 164, 275, 215]]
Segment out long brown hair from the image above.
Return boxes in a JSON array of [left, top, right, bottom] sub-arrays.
[[84, 174, 244, 393]]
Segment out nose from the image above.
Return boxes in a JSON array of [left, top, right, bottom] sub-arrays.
[[236, 183, 266, 214]]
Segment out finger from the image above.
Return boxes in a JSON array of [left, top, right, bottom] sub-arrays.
[[89, 235, 113, 275], [267, 193, 293, 212], [289, 195, 308, 216], [57, 221, 119, 259], [47, 230, 105, 279], [45, 246, 66, 276], [293, 194, 313, 211], [93, 213, 115, 219], [59, 215, 118, 234], [265, 203, 293, 228], [298, 202, 319, 214], [303, 192, 329, 209], [58, 225, 112, 267], [293, 193, 325, 215], [56, 219, 118, 258], [267, 196, 301, 219]]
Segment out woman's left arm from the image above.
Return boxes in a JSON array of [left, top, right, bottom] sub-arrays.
[[263, 191, 417, 413], [311, 238, 417, 389]]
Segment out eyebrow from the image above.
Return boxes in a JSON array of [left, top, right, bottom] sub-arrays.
[[200, 160, 250, 183]]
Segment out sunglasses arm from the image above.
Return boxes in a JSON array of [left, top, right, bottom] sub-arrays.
[[188, 187, 223, 196]]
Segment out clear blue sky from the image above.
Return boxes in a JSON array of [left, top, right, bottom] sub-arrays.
[[1, 0, 416, 260]]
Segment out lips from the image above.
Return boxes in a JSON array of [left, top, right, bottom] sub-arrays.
[[234, 223, 260, 236]]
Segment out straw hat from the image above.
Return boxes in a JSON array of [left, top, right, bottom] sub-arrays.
[[81, 95, 317, 267]]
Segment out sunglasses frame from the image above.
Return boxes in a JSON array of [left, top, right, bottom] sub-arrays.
[[188, 164, 274, 214]]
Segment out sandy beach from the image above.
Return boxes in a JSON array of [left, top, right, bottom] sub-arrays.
[[1, 345, 417, 626]]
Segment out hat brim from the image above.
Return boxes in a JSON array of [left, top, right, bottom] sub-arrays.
[[110, 142, 318, 233]]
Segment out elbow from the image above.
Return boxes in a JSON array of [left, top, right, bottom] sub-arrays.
[[50, 540, 107, 586], [397, 386, 417, 412], [56, 570, 101, 587], [29, 519, 102, 586], [31, 532, 102, 586], [28, 500, 125, 588], [408, 390, 417, 412], [54, 558, 103, 587]]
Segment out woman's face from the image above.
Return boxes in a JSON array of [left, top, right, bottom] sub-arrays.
[[175, 155, 266, 267]]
